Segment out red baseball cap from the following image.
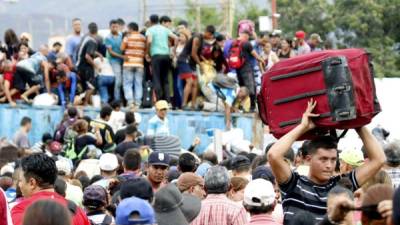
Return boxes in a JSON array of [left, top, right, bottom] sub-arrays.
[[49, 141, 62, 155], [295, 30, 306, 39]]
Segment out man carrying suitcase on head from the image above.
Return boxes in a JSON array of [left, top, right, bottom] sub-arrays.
[[268, 100, 386, 225], [227, 30, 264, 112]]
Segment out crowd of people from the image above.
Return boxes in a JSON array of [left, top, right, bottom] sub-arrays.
[[1, 14, 400, 225], [0, 98, 399, 225], [0, 15, 326, 123]]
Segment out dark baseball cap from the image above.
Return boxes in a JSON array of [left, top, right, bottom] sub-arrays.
[[252, 166, 276, 185], [154, 184, 201, 224], [120, 178, 154, 201], [231, 155, 250, 170], [148, 152, 170, 167], [83, 185, 107, 207]]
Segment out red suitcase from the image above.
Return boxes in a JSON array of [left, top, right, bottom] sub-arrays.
[[258, 48, 380, 139]]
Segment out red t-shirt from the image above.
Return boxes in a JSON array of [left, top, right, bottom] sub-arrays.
[[3, 71, 14, 88], [3, 70, 21, 99], [0, 189, 9, 225], [11, 191, 90, 225]]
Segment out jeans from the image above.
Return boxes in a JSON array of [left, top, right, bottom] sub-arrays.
[[151, 55, 171, 102], [57, 72, 77, 106], [111, 61, 123, 101], [97, 75, 115, 104], [123, 67, 144, 105]]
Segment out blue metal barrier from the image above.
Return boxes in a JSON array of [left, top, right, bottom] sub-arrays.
[[0, 105, 259, 154]]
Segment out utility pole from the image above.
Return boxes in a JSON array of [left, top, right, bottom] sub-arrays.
[[221, 0, 228, 34], [196, 0, 201, 32], [228, 0, 235, 37], [142, 0, 147, 25], [271, 0, 277, 29]]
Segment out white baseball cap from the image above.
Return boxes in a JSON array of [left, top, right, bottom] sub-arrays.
[[99, 153, 119, 171], [243, 179, 276, 207], [56, 159, 72, 176]]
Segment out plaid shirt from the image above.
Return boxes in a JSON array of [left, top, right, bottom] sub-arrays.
[[190, 194, 248, 225], [246, 214, 281, 225], [385, 167, 400, 189]]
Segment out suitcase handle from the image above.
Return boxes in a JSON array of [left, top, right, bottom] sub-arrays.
[[330, 58, 342, 66], [338, 111, 351, 117], [279, 112, 331, 128], [333, 85, 351, 93], [274, 89, 326, 105], [270, 66, 322, 81]]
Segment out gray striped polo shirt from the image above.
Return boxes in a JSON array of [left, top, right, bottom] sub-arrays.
[[280, 170, 359, 225]]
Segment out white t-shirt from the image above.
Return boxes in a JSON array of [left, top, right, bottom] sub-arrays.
[[94, 58, 114, 77]]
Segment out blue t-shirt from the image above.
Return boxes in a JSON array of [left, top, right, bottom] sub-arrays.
[[65, 34, 82, 63], [145, 25, 173, 56], [147, 115, 170, 136], [105, 33, 123, 64]]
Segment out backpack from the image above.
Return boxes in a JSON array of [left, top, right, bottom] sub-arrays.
[[141, 80, 153, 108], [228, 40, 245, 69], [63, 128, 89, 162]]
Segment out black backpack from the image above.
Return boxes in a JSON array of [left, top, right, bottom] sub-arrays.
[[141, 80, 153, 108]]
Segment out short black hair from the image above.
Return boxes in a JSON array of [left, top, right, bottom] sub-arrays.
[[251, 154, 268, 171], [328, 185, 354, 200], [90, 175, 103, 185], [52, 42, 62, 48], [149, 15, 159, 24], [259, 31, 269, 39], [284, 147, 295, 164], [100, 105, 113, 119], [109, 19, 119, 27], [160, 15, 171, 24], [54, 177, 67, 197], [20, 116, 31, 126], [264, 142, 275, 154], [110, 100, 121, 110], [178, 20, 188, 28], [67, 107, 78, 118], [128, 22, 139, 32], [72, 18, 81, 23], [202, 151, 218, 165], [308, 136, 338, 155], [116, 18, 125, 26], [125, 125, 137, 136], [205, 25, 216, 35], [123, 149, 141, 171], [125, 112, 136, 124], [88, 22, 98, 35], [215, 34, 225, 42], [21, 153, 57, 188], [289, 210, 316, 225], [178, 153, 197, 173]]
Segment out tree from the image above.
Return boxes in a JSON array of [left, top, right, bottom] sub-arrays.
[[182, 0, 223, 32], [277, 0, 336, 40], [232, 0, 269, 37], [333, 0, 400, 77]]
